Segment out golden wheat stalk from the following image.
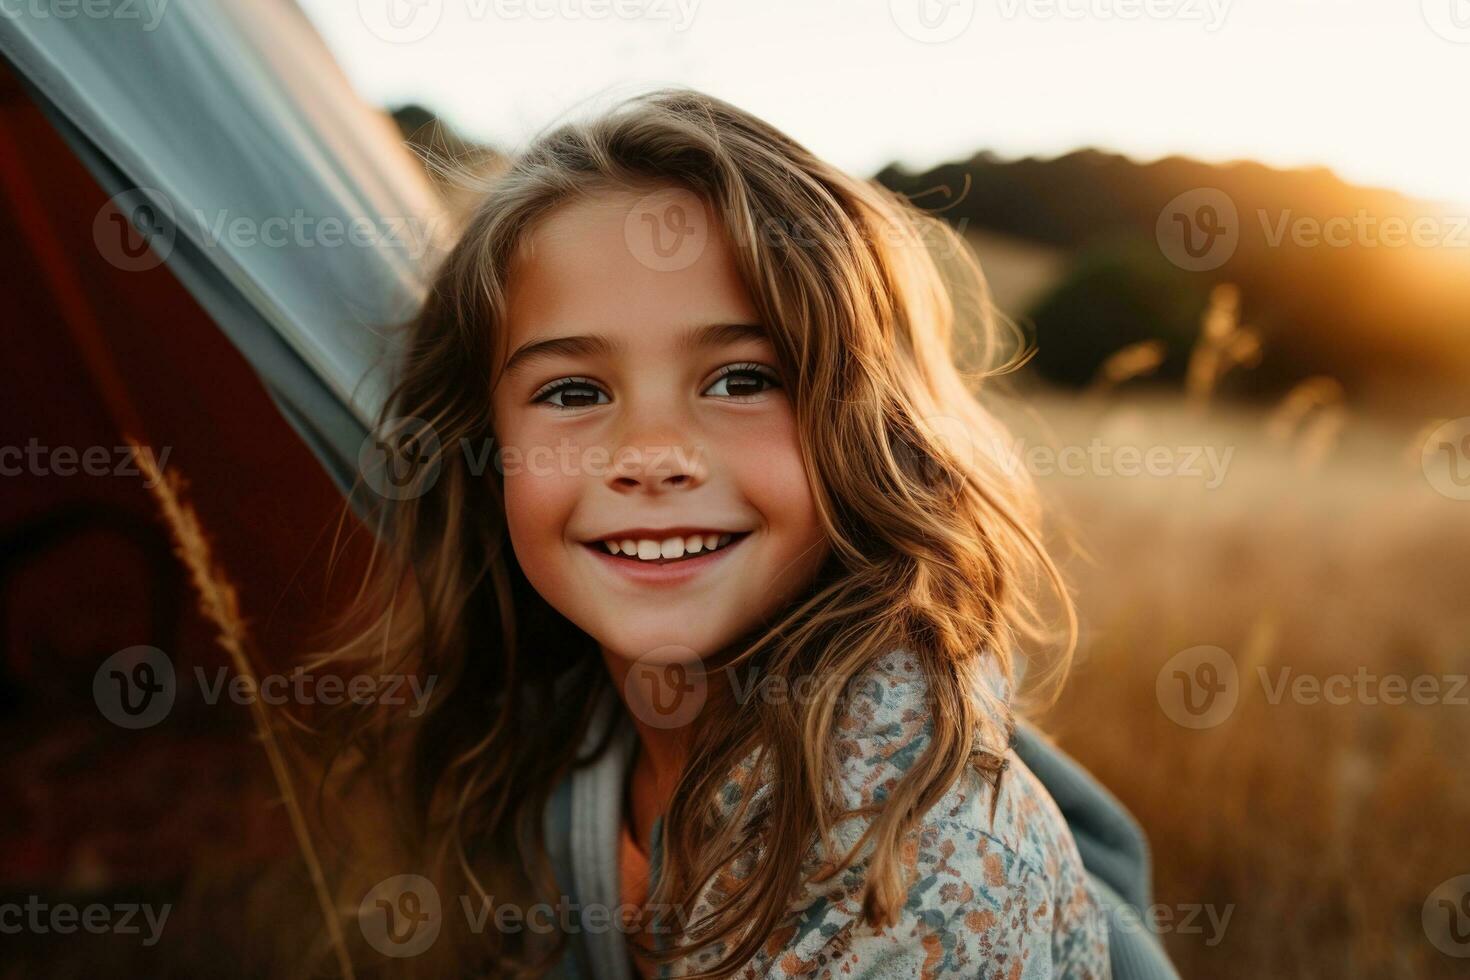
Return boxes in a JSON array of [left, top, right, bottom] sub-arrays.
[[1186, 283, 1261, 407], [127, 438, 356, 980], [1088, 340, 1166, 396]]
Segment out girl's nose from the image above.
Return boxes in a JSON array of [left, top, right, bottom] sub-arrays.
[[605, 440, 708, 494]]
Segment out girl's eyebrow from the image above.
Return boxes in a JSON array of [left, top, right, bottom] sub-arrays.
[[501, 322, 767, 378], [502, 334, 615, 378]]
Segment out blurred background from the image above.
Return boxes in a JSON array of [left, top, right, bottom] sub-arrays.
[[3, 1, 1468, 976]]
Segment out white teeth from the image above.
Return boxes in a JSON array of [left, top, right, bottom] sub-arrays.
[[601, 532, 741, 561]]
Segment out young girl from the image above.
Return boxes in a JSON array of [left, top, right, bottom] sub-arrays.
[[322, 89, 1172, 979]]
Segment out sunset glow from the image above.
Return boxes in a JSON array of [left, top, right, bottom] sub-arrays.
[[303, 0, 1470, 207]]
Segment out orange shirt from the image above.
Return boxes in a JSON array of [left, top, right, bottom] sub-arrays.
[[619, 815, 657, 978]]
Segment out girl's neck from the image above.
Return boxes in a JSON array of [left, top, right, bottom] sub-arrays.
[[599, 649, 693, 843]]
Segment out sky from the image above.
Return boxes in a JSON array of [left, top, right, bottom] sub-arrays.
[[300, 0, 1470, 207]]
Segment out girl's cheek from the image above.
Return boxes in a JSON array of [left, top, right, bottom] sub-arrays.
[[716, 406, 829, 604], [498, 436, 583, 576], [727, 408, 815, 523]]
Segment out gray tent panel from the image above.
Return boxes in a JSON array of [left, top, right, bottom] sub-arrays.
[[0, 0, 446, 514]]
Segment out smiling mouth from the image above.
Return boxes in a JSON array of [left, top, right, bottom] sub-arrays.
[[584, 531, 751, 565]]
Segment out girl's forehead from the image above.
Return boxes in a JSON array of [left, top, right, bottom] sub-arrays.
[[500, 189, 761, 352]]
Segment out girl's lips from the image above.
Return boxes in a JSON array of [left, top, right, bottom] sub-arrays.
[[583, 532, 749, 586]]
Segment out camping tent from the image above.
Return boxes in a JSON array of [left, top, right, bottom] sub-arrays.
[[0, 0, 441, 506], [0, 0, 434, 911]]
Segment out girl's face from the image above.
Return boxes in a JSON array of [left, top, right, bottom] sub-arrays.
[[491, 187, 829, 665]]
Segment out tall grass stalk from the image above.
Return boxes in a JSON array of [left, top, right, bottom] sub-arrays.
[[127, 438, 356, 980]]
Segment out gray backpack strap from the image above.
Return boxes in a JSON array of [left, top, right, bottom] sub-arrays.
[[1012, 722, 1179, 978]]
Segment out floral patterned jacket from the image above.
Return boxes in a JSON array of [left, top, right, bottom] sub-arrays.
[[665, 649, 1110, 979], [544, 650, 1120, 979]]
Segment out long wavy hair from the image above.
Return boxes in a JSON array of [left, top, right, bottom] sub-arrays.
[[313, 87, 1074, 978]]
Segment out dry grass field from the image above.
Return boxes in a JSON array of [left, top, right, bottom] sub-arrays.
[[995, 379, 1470, 977]]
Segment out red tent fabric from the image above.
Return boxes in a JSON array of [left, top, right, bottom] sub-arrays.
[[0, 59, 370, 887]]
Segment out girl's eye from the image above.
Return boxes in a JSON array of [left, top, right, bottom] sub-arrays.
[[532, 377, 610, 409], [703, 363, 781, 399]]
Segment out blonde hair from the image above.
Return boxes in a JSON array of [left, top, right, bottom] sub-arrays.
[[315, 87, 1074, 978]]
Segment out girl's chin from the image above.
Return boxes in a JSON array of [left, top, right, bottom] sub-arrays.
[[593, 619, 748, 667]]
